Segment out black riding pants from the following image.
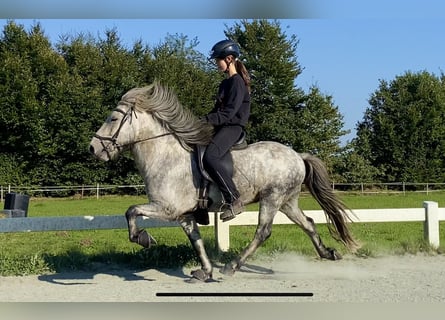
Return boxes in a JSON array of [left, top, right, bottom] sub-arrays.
[[203, 125, 243, 204]]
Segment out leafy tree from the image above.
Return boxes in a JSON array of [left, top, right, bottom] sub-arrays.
[[0, 22, 140, 187], [0, 153, 29, 186], [55, 34, 113, 185], [97, 28, 141, 104], [354, 70, 445, 183], [138, 33, 220, 117], [333, 144, 380, 183], [296, 86, 350, 173], [0, 21, 60, 185], [0, 19, 354, 189]]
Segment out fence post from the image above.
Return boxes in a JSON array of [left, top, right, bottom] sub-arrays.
[[423, 201, 439, 248], [214, 212, 230, 252]]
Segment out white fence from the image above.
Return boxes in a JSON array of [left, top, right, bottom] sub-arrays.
[[2, 182, 445, 200], [1, 201, 444, 252]]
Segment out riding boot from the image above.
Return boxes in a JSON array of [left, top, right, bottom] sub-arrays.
[[220, 198, 244, 222]]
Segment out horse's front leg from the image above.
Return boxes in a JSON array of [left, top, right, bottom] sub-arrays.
[[178, 214, 213, 282], [125, 203, 164, 248]]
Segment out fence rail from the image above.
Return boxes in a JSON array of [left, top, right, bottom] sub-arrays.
[[2, 182, 445, 200], [1, 202, 443, 251]]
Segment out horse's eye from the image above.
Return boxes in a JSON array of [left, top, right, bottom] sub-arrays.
[[106, 116, 119, 123]]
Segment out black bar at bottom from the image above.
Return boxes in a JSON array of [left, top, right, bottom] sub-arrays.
[[156, 292, 313, 297]]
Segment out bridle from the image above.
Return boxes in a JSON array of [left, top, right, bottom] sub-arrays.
[[93, 101, 172, 158]]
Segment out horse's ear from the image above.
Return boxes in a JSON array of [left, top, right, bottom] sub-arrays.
[[144, 84, 156, 98]]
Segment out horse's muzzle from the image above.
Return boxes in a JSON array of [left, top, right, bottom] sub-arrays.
[[89, 140, 112, 161]]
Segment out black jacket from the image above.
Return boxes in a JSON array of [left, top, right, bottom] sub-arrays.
[[205, 73, 250, 128]]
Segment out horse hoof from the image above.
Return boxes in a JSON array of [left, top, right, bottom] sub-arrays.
[[137, 230, 157, 248], [328, 248, 342, 260], [191, 269, 212, 282], [220, 263, 236, 276]]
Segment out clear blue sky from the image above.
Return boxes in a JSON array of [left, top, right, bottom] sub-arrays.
[[1, 1, 445, 144]]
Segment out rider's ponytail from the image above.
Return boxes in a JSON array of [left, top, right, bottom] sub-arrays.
[[235, 59, 251, 94]]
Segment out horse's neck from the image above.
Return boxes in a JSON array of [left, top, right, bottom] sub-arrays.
[[132, 136, 189, 180]]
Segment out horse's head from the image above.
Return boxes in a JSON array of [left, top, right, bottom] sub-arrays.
[[90, 83, 214, 161], [89, 98, 137, 161], [89, 87, 169, 161]]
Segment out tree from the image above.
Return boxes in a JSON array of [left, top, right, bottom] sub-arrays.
[[296, 86, 350, 173], [0, 22, 140, 187], [138, 33, 220, 117], [354, 70, 445, 183], [0, 19, 353, 188], [333, 144, 380, 183], [0, 21, 65, 185]]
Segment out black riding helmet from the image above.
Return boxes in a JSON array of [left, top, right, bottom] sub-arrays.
[[209, 39, 240, 59]]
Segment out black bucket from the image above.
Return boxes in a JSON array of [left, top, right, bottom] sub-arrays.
[[3, 193, 30, 218]]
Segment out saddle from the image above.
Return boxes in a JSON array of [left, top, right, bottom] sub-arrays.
[[192, 131, 248, 225]]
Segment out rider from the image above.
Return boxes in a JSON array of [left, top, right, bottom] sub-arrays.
[[202, 39, 251, 222]]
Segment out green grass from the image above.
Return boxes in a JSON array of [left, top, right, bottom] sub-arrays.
[[26, 191, 444, 215], [301, 190, 444, 210], [28, 195, 149, 217], [0, 192, 444, 276]]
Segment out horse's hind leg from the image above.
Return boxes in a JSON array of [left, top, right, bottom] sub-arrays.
[[221, 202, 277, 276], [280, 197, 341, 260]]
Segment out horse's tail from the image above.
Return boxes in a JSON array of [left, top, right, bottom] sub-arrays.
[[301, 153, 360, 251]]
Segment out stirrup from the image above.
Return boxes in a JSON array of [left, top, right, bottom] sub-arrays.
[[220, 209, 238, 222], [220, 200, 243, 222]]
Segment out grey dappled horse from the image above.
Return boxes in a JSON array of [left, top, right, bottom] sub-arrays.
[[89, 82, 358, 281]]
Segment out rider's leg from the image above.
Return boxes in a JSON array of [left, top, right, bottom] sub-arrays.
[[203, 126, 244, 221]]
